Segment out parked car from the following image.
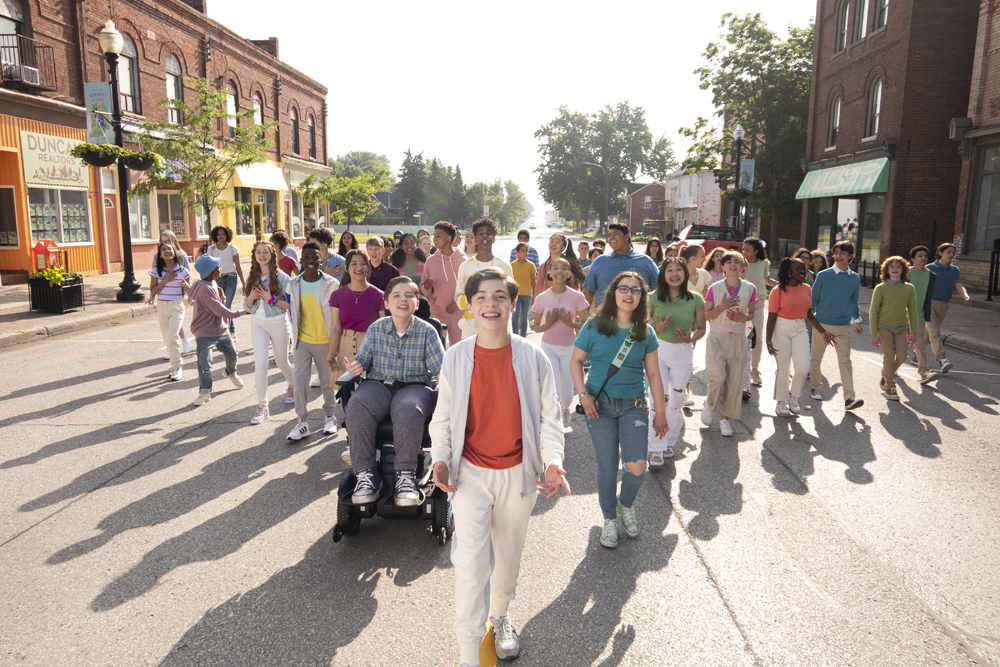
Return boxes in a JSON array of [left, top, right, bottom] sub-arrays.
[[676, 225, 743, 254]]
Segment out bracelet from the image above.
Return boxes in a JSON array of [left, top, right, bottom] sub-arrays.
[[268, 294, 277, 306]]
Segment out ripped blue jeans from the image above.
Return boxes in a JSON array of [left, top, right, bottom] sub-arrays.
[[585, 395, 649, 520]]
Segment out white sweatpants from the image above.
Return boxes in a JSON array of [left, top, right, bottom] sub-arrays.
[[156, 299, 185, 370], [772, 317, 809, 402], [541, 342, 574, 409], [250, 313, 293, 403], [647, 339, 694, 450], [451, 460, 537, 666]]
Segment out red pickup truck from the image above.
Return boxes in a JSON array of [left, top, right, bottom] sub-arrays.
[[676, 225, 743, 254]]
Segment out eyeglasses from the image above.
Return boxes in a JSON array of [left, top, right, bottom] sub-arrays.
[[615, 286, 643, 296]]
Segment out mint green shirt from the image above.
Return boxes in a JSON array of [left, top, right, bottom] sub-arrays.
[[650, 292, 705, 345]]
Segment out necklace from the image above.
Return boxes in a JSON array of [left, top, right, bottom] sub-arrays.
[[349, 285, 366, 305], [393, 330, 406, 359]]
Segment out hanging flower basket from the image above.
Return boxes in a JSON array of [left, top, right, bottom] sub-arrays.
[[70, 142, 122, 168], [122, 151, 158, 171]]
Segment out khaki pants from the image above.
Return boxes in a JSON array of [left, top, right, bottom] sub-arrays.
[[878, 326, 910, 389], [451, 460, 536, 666], [810, 323, 855, 400], [156, 299, 185, 370], [913, 320, 930, 375], [926, 300, 950, 362], [706, 330, 748, 420]]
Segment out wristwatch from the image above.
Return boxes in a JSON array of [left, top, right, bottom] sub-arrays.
[[578, 390, 591, 400]]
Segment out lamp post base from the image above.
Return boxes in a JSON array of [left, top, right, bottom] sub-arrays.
[[116, 274, 146, 302]]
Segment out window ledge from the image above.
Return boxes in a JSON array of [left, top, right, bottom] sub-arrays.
[[825, 145, 838, 152], [861, 135, 879, 143], [870, 25, 886, 37], [832, 50, 845, 60], [131, 239, 160, 245], [850, 37, 867, 48]]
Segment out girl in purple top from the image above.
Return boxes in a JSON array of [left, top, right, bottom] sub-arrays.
[[327, 249, 385, 373], [147, 241, 191, 381]]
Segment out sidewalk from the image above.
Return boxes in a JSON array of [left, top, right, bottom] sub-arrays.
[[0, 257, 253, 350]]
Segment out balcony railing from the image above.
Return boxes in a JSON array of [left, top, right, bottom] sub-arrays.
[[0, 34, 57, 91]]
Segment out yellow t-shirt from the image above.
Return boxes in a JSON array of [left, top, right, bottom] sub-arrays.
[[298, 277, 329, 344], [511, 259, 537, 298]]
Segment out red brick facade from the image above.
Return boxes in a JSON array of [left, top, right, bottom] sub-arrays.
[[625, 183, 666, 236], [801, 0, 979, 264]]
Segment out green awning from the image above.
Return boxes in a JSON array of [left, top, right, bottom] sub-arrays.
[[796, 157, 890, 199]]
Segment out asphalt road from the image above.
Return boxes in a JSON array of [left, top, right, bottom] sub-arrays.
[[1, 230, 998, 666]]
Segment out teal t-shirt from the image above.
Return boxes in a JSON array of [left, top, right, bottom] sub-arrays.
[[908, 269, 931, 322], [649, 292, 705, 345], [574, 321, 659, 399]]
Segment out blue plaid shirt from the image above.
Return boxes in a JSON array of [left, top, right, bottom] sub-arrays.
[[354, 316, 445, 384]]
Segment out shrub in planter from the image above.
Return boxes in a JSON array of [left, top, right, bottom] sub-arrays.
[[69, 143, 123, 168], [29, 267, 85, 313], [122, 151, 161, 171]]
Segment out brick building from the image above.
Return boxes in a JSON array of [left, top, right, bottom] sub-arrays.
[[950, 1, 1000, 287], [797, 0, 979, 269], [624, 182, 667, 236], [0, 0, 328, 280]]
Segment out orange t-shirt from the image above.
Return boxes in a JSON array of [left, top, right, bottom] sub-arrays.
[[463, 344, 523, 469], [767, 283, 813, 320]]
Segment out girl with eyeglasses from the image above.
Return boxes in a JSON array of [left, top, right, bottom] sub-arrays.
[[571, 271, 667, 549]]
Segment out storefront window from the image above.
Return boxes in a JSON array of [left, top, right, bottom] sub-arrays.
[[263, 190, 278, 235], [971, 145, 1000, 251], [836, 198, 861, 250], [816, 198, 835, 252], [861, 194, 884, 264], [195, 205, 210, 238], [0, 187, 18, 247], [128, 193, 153, 240], [234, 187, 253, 236], [28, 188, 93, 244], [304, 201, 316, 237], [157, 192, 186, 238], [291, 191, 302, 238]]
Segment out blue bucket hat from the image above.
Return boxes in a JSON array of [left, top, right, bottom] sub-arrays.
[[194, 254, 220, 280]]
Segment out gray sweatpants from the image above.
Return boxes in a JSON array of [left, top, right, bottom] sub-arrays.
[[346, 380, 436, 473], [294, 340, 335, 423]]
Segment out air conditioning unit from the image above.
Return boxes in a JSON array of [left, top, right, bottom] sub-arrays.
[[0, 61, 40, 86], [20, 66, 40, 86]]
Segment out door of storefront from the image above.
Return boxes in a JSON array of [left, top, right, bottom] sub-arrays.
[[253, 203, 262, 240]]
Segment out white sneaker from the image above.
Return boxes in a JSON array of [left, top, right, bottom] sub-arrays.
[[182, 337, 192, 354], [323, 416, 339, 435], [284, 386, 295, 404], [490, 614, 520, 661], [561, 408, 572, 430], [683, 391, 695, 407], [701, 403, 713, 426], [940, 359, 954, 374], [168, 367, 183, 382], [341, 447, 351, 465], [287, 421, 310, 441], [919, 370, 941, 385], [250, 404, 269, 424], [664, 445, 675, 459], [788, 396, 801, 414], [720, 419, 733, 437], [225, 371, 244, 389], [162, 351, 171, 361], [649, 451, 666, 468], [192, 392, 211, 406], [310, 375, 321, 387], [776, 401, 791, 417]]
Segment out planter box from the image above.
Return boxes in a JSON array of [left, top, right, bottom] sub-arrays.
[[28, 276, 85, 313]]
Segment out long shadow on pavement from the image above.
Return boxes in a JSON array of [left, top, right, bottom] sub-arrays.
[[91, 444, 339, 611], [879, 400, 942, 459], [678, 436, 743, 541]]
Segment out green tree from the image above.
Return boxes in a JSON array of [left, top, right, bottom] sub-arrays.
[[395, 149, 427, 223], [680, 13, 813, 249], [423, 158, 452, 224], [131, 77, 278, 238], [298, 168, 392, 230], [535, 102, 676, 233], [329, 151, 394, 182], [449, 164, 468, 225]]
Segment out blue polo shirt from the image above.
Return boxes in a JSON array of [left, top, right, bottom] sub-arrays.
[[582, 247, 660, 305], [323, 253, 345, 275], [927, 261, 962, 302]]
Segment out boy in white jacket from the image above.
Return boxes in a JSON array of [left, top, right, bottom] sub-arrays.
[[431, 267, 570, 667]]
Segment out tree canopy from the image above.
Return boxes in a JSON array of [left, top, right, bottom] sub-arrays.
[[679, 13, 813, 248], [298, 168, 393, 228], [534, 102, 676, 232], [329, 151, 394, 183]]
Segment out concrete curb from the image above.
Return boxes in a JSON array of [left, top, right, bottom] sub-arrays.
[[0, 304, 157, 351], [942, 334, 1000, 362]]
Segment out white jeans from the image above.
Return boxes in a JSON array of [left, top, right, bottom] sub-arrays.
[[541, 342, 574, 409], [451, 460, 536, 666], [156, 299, 185, 370], [772, 317, 809, 402], [647, 339, 694, 449], [250, 313, 294, 403]]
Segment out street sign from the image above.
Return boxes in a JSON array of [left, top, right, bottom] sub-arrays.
[[483, 205, 489, 216], [739, 159, 755, 192], [84, 83, 113, 145]]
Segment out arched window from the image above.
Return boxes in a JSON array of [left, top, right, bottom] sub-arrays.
[[119, 33, 140, 114], [253, 93, 263, 126], [165, 54, 183, 124], [876, 0, 888, 28], [290, 107, 299, 154], [837, 2, 850, 52], [226, 82, 237, 138], [856, 0, 869, 40], [307, 115, 315, 158], [829, 96, 841, 147], [867, 79, 882, 137]]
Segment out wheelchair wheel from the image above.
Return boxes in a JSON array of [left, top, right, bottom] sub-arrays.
[[332, 524, 344, 543], [334, 498, 361, 543], [432, 492, 453, 546]]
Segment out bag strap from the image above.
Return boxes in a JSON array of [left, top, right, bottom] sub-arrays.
[[595, 325, 638, 399]]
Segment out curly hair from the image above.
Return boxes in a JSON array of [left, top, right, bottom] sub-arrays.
[[244, 241, 282, 298], [592, 270, 649, 340], [810, 249, 828, 271], [703, 247, 726, 272], [880, 255, 910, 282], [743, 237, 767, 262], [210, 225, 233, 243], [471, 217, 498, 236], [656, 257, 693, 302], [775, 257, 804, 293]]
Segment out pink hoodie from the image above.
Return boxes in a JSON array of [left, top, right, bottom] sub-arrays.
[[420, 248, 467, 318]]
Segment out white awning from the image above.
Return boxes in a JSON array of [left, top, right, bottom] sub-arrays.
[[234, 163, 287, 191]]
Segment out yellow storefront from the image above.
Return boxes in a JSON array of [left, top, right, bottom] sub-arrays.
[[218, 161, 288, 256], [0, 113, 104, 279]]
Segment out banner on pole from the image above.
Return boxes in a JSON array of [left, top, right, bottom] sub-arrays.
[[739, 159, 755, 192], [84, 83, 113, 145]]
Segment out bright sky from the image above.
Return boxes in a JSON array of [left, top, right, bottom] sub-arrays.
[[209, 0, 814, 218]]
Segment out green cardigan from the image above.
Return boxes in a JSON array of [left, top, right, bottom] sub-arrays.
[[869, 281, 918, 331]]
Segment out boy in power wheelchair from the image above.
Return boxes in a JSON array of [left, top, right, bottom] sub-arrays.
[[333, 276, 447, 538]]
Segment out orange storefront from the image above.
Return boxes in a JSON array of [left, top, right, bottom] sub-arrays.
[[0, 113, 105, 279]]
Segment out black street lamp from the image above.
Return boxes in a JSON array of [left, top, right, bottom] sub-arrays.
[[583, 161, 609, 234], [733, 124, 746, 237], [98, 20, 144, 302]]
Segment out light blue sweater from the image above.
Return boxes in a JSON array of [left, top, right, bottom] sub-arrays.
[[811, 267, 861, 326]]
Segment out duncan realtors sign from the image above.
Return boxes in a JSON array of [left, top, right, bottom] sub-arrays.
[[20, 130, 87, 188]]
